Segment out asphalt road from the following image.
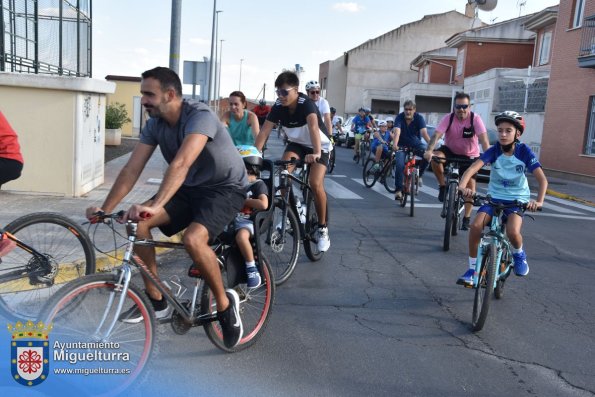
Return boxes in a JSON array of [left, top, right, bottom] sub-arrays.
[[126, 135, 595, 397], [5, 134, 593, 397]]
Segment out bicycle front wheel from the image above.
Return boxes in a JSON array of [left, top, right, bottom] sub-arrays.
[[472, 243, 497, 332], [260, 200, 300, 285], [202, 255, 275, 352], [328, 148, 336, 174], [383, 158, 397, 193], [40, 273, 155, 395], [0, 212, 95, 320], [443, 185, 457, 251], [363, 159, 378, 188]]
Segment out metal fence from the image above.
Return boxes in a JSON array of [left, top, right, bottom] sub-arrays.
[[578, 14, 595, 58], [1, 0, 92, 76], [494, 77, 549, 113]]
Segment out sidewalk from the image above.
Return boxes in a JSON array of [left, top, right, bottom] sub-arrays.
[[528, 173, 595, 207], [0, 149, 167, 226]]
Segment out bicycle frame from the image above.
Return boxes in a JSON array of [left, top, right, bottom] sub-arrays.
[[439, 161, 464, 219], [401, 149, 418, 194], [473, 205, 513, 289], [275, 160, 314, 242], [90, 219, 227, 341]]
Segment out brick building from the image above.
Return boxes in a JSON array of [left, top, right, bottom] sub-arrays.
[[540, 0, 595, 181]]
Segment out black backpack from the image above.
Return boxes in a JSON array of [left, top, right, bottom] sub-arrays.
[[446, 111, 474, 134]]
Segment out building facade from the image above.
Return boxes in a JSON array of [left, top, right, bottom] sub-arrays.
[[321, 10, 478, 118], [540, 0, 595, 181]]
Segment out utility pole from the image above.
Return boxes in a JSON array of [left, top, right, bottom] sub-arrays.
[[207, 0, 218, 103], [169, 0, 182, 74]]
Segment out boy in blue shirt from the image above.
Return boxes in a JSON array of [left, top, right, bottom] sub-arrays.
[[370, 120, 391, 171], [456, 111, 548, 286]]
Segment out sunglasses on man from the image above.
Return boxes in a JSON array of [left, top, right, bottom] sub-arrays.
[[275, 87, 297, 97], [455, 104, 469, 110], [308, 90, 320, 95]]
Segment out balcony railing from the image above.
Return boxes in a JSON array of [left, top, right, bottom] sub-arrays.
[[578, 14, 595, 68]]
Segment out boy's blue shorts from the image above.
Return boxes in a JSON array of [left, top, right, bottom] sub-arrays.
[[371, 142, 389, 156]]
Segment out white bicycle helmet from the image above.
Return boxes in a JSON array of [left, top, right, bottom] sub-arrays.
[[377, 120, 387, 127], [305, 80, 320, 91], [385, 117, 394, 123]]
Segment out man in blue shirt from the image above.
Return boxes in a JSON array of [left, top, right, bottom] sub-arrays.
[[392, 100, 430, 200]]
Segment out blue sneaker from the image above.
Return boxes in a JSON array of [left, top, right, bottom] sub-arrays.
[[246, 266, 262, 288], [512, 251, 529, 276], [456, 268, 475, 286]]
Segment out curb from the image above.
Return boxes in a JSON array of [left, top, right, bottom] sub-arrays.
[[546, 189, 595, 208]]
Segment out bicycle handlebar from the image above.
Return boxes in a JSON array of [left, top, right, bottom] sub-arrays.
[[431, 156, 476, 165], [472, 194, 542, 212]]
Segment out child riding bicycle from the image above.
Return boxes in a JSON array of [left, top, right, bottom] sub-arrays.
[[234, 146, 269, 289], [370, 120, 392, 172], [456, 111, 548, 286], [351, 107, 372, 161]]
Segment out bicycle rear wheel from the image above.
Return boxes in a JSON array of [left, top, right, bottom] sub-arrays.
[[0, 212, 95, 320], [202, 255, 275, 352], [472, 243, 497, 332], [443, 185, 456, 251], [39, 273, 155, 395], [363, 159, 378, 188], [259, 200, 300, 285], [409, 169, 416, 217], [303, 193, 325, 262]]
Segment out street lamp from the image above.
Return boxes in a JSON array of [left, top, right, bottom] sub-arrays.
[[239, 58, 244, 91], [216, 39, 225, 114], [213, 10, 222, 112]]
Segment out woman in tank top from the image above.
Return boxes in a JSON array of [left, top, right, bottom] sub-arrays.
[[220, 91, 260, 146]]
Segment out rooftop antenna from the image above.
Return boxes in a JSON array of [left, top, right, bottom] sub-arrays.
[[517, 0, 527, 17]]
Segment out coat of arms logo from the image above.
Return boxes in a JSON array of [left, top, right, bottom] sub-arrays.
[[8, 320, 53, 386]]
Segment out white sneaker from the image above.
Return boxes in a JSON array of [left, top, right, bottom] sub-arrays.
[[317, 227, 330, 252], [418, 176, 423, 187]]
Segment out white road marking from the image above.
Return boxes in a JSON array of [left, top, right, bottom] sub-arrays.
[[325, 179, 363, 199]]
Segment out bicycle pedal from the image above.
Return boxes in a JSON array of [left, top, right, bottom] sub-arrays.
[[188, 264, 202, 278]]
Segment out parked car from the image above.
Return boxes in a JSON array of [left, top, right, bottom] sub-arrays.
[[336, 116, 355, 148]]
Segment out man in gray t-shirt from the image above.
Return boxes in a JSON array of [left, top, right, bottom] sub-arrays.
[[86, 67, 247, 349]]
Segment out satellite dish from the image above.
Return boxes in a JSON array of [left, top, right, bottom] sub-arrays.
[[470, 0, 497, 12]]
